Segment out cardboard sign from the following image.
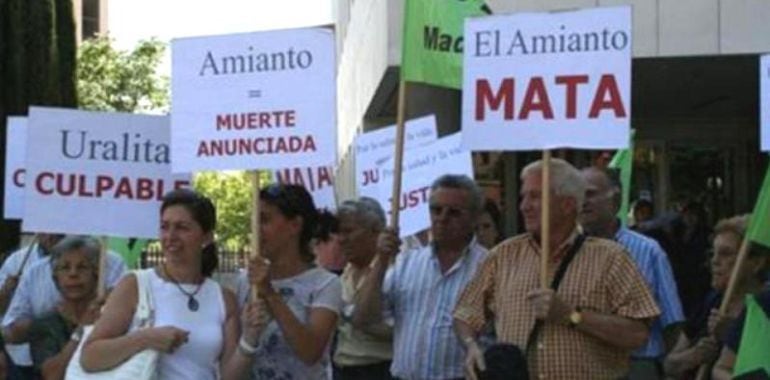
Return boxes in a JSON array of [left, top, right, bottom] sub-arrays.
[[4, 117, 27, 220], [171, 26, 337, 172], [273, 165, 336, 210], [377, 133, 473, 237], [22, 107, 191, 238], [356, 115, 438, 199], [462, 6, 631, 150]]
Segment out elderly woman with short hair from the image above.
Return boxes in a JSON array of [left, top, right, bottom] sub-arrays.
[[28, 236, 102, 380]]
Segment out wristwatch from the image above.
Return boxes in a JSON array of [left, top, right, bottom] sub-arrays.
[[568, 308, 583, 328]]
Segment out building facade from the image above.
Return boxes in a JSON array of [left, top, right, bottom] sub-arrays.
[[334, 0, 770, 234]]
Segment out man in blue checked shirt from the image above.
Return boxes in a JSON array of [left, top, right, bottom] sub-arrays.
[[580, 167, 684, 380], [352, 174, 488, 380]]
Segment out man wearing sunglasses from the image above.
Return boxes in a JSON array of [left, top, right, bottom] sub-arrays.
[[352, 174, 488, 380]]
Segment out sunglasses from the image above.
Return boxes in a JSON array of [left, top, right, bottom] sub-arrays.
[[429, 204, 468, 218]]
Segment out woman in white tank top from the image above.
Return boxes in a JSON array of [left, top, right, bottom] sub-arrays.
[[79, 189, 265, 379], [238, 184, 343, 380]]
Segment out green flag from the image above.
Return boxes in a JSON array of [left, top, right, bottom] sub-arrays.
[[733, 295, 770, 379], [107, 237, 149, 269], [747, 164, 770, 248], [609, 130, 635, 224], [401, 0, 489, 89]]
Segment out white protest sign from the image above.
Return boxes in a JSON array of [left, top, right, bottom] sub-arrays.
[[762, 54, 769, 152], [356, 115, 438, 199], [171, 26, 336, 172], [23, 107, 191, 238], [273, 165, 337, 210], [4, 117, 26, 220], [377, 133, 473, 238], [462, 6, 631, 150]]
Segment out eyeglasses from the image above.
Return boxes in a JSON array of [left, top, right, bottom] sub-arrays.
[[429, 204, 467, 218], [54, 263, 94, 275]]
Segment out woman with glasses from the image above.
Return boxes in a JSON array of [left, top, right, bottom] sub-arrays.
[[80, 189, 261, 379], [237, 183, 342, 380], [663, 214, 768, 379], [28, 236, 102, 380]]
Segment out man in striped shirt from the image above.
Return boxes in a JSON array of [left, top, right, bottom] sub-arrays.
[[580, 167, 684, 380], [353, 174, 488, 380]]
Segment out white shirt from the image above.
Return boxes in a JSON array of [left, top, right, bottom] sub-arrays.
[[149, 270, 225, 380]]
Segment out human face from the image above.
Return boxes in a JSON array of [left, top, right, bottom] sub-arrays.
[[579, 169, 616, 233], [160, 205, 211, 265], [519, 172, 574, 236], [337, 213, 378, 266], [710, 232, 740, 291], [53, 248, 97, 302], [259, 201, 301, 260], [429, 187, 475, 248], [476, 212, 499, 249]]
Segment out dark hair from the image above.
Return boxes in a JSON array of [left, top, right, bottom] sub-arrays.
[[430, 174, 484, 215], [478, 344, 529, 380], [161, 189, 218, 277], [260, 184, 337, 263], [482, 199, 504, 244]]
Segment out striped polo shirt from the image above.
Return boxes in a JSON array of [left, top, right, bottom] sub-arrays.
[[384, 238, 487, 380], [615, 226, 684, 358]]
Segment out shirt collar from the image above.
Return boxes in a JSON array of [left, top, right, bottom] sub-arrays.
[[527, 226, 582, 262], [429, 236, 480, 275]]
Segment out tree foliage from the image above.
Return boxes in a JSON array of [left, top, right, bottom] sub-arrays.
[[194, 171, 272, 249], [1, 0, 77, 253], [77, 36, 168, 113]]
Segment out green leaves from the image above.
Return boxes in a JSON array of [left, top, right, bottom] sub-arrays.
[[76, 36, 168, 113], [193, 171, 272, 250]]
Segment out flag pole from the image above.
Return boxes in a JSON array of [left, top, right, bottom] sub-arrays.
[[15, 235, 39, 277], [389, 80, 407, 230], [540, 150, 551, 287], [97, 236, 108, 299], [250, 171, 261, 302]]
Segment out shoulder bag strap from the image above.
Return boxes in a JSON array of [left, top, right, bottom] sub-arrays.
[[525, 234, 586, 349]]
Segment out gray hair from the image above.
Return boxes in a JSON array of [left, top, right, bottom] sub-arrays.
[[521, 158, 586, 213], [431, 174, 484, 215], [50, 235, 101, 272], [338, 197, 386, 231]]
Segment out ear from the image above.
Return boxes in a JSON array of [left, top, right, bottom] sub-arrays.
[[288, 215, 304, 236], [202, 231, 214, 247]]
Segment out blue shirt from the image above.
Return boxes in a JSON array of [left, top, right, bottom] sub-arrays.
[[615, 226, 684, 358], [383, 239, 487, 380]]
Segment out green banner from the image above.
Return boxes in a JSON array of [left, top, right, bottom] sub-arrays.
[[747, 164, 770, 248], [107, 237, 149, 269], [733, 295, 770, 378], [609, 130, 635, 225], [401, 0, 488, 89]]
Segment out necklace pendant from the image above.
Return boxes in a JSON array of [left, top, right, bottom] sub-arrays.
[[188, 296, 199, 312]]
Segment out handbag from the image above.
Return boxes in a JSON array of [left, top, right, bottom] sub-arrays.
[[65, 269, 160, 380]]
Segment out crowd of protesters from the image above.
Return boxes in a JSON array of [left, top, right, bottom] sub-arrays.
[[0, 158, 767, 380]]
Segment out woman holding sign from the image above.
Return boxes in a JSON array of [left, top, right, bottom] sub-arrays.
[[236, 183, 342, 380], [663, 214, 769, 379], [80, 189, 263, 379]]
